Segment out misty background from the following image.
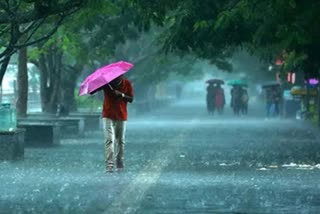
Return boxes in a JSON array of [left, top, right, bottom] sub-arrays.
[[1, 1, 320, 213]]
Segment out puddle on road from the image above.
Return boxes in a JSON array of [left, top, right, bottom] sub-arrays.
[[217, 162, 320, 171]]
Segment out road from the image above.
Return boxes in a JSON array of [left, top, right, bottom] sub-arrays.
[[1, 99, 320, 214]]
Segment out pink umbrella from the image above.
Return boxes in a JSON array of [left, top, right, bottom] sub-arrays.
[[78, 61, 134, 96]]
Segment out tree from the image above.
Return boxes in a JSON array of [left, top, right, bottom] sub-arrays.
[[32, 42, 63, 113], [127, 0, 320, 125], [112, 26, 202, 102], [127, 0, 320, 77], [126, 0, 238, 70], [29, 0, 140, 113], [0, 0, 85, 85]]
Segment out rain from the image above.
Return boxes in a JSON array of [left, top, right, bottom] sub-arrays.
[[1, 1, 320, 214]]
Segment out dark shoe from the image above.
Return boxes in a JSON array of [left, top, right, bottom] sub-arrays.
[[116, 160, 124, 170], [116, 167, 123, 172]]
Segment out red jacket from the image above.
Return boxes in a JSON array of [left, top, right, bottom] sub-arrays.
[[102, 79, 133, 120]]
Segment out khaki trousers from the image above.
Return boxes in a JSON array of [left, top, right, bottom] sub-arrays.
[[102, 118, 126, 166]]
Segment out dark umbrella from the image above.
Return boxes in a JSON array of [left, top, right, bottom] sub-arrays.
[[205, 79, 224, 84]]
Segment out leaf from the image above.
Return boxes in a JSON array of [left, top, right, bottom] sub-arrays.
[[288, 0, 296, 8], [193, 20, 209, 32], [214, 11, 230, 30], [28, 48, 43, 61]]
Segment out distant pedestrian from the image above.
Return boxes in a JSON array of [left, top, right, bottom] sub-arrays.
[[271, 87, 281, 117], [206, 83, 216, 114], [230, 86, 242, 115], [90, 75, 133, 173], [265, 88, 273, 118], [265, 87, 280, 118], [240, 88, 249, 115], [214, 84, 225, 114]]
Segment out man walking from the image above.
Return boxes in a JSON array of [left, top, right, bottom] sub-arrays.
[[91, 75, 133, 173]]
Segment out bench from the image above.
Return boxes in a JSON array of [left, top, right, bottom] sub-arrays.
[[54, 117, 84, 137], [17, 120, 60, 147], [22, 114, 85, 137], [69, 112, 101, 131], [0, 129, 25, 160]]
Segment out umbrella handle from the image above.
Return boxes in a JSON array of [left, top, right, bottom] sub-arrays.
[[108, 84, 114, 91]]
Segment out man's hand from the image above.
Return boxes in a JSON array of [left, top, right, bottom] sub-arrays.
[[113, 89, 133, 102], [113, 90, 124, 97], [113, 90, 122, 96]]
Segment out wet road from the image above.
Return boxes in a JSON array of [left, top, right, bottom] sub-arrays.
[[1, 99, 320, 214]]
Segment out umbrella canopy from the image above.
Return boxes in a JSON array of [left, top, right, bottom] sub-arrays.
[[227, 79, 248, 87], [205, 79, 224, 84], [261, 81, 280, 89], [78, 61, 133, 96]]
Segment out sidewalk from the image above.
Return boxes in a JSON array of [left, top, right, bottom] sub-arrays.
[[1, 100, 320, 213]]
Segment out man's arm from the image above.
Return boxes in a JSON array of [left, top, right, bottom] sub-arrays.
[[113, 90, 133, 103], [123, 93, 133, 103]]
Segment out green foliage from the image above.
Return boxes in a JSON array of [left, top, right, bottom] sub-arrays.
[[75, 91, 101, 110], [110, 25, 203, 85], [128, 0, 320, 77], [310, 114, 318, 126], [193, 20, 209, 31], [28, 48, 43, 61], [282, 51, 307, 71]]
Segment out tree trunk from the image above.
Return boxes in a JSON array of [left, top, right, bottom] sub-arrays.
[[60, 78, 76, 114], [36, 44, 83, 114], [38, 53, 49, 111], [16, 47, 28, 117], [60, 65, 83, 113], [0, 57, 11, 86], [38, 47, 62, 114], [0, 85, 2, 103]]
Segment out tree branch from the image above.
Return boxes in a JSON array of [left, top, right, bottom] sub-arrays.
[[0, 56, 11, 86], [0, 2, 9, 13], [0, 24, 10, 37], [0, 23, 20, 60], [18, 17, 48, 45], [14, 18, 65, 49], [0, 0, 84, 24]]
